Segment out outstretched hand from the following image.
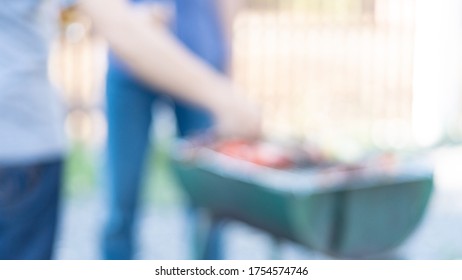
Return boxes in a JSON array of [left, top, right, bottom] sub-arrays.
[[211, 84, 262, 141]]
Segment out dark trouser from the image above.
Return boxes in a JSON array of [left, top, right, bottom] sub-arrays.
[[0, 159, 62, 260]]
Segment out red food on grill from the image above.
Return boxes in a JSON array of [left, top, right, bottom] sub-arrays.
[[213, 140, 294, 168]]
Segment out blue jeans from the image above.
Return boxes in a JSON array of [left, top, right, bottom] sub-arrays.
[[0, 159, 62, 260], [102, 70, 216, 259]]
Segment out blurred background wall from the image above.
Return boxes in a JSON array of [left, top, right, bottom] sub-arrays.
[[50, 0, 462, 159]]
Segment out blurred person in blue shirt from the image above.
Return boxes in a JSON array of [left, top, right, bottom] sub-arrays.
[[103, 0, 246, 260], [0, 0, 66, 260], [0, 0, 257, 260]]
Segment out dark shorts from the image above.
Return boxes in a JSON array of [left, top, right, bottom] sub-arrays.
[[0, 158, 63, 260]]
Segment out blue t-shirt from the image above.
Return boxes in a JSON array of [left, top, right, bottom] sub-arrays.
[[0, 0, 66, 164], [109, 0, 228, 82]]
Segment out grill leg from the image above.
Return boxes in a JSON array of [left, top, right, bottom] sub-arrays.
[[189, 207, 226, 260], [270, 237, 283, 260]]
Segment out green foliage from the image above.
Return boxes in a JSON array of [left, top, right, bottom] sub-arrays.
[[63, 140, 184, 206], [63, 142, 98, 197]]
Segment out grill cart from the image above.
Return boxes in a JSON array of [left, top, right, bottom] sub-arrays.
[[171, 141, 433, 259]]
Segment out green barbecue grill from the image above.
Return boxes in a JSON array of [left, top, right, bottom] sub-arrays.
[[171, 145, 434, 259]]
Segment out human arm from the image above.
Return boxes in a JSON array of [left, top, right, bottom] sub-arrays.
[[77, 0, 260, 139]]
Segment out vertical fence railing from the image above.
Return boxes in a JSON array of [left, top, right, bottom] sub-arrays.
[[53, 1, 427, 155], [233, 0, 417, 154]]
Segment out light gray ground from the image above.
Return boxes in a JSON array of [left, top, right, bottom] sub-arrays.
[[55, 185, 462, 260]]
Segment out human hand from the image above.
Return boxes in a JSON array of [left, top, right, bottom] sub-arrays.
[[211, 84, 262, 141]]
